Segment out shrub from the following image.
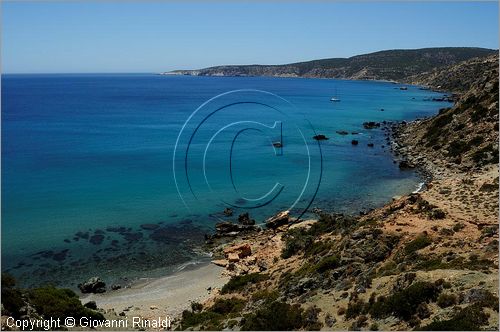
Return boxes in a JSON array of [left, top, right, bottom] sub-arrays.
[[314, 256, 340, 273], [210, 298, 246, 315], [281, 228, 313, 258], [346, 299, 367, 319], [180, 298, 245, 330], [191, 301, 203, 312], [369, 282, 440, 320], [404, 235, 432, 255], [241, 301, 305, 331], [221, 273, 268, 294], [181, 310, 223, 330], [1, 273, 24, 318], [28, 286, 104, 322], [418, 304, 489, 330], [437, 293, 458, 308]]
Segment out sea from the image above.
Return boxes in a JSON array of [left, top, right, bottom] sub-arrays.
[[1, 74, 452, 288]]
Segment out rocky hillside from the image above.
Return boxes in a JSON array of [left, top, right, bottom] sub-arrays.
[[165, 47, 496, 81], [172, 53, 499, 331], [405, 54, 499, 93], [394, 54, 499, 174]]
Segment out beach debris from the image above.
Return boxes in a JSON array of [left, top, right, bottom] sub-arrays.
[[313, 134, 329, 141], [265, 210, 290, 229], [238, 212, 255, 225], [223, 207, 233, 216], [78, 276, 106, 293]]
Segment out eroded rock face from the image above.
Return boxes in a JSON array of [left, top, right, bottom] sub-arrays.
[[78, 277, 106, 293], [266, 210, 290, 229], [224, 243, 252, 259]]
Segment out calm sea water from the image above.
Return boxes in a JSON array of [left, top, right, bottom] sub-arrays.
[[1, 74, 450, 287]]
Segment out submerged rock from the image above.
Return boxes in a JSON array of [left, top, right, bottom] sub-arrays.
[[238, 212, 255, 225], [78, 277, 106, 293], [313, 134, 329, 141], [363, 121, 381, 129], [223, 207, 233, 216]]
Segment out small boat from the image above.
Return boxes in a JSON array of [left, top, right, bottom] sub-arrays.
[[330, 88, 341, 102], [273, 141, 283, 148]]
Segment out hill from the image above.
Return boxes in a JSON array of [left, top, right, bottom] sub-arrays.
[[165, 47, 497, 81]]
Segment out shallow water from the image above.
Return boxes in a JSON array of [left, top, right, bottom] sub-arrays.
[[1, 74, 451, 287]]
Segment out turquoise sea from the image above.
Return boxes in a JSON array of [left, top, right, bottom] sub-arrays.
[[1, 74, 451, 288]]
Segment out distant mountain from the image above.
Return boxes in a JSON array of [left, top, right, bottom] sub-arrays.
[[164, 47, 497, 82]]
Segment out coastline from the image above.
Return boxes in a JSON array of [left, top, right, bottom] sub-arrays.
[[80, 262, 229, 323]]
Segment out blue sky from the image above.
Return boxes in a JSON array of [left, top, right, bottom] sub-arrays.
[[2, 1, 498, 73]]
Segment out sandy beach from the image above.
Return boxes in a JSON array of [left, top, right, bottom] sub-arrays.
[[80, 263, 228, 323]]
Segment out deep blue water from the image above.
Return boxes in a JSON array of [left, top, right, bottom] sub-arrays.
[[1, 74, 451, 287]]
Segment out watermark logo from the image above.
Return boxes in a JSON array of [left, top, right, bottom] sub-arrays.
[[173, 89, 322, 220]]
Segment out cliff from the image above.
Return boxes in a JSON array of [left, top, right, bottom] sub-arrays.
[[165, 47, 497, 82]]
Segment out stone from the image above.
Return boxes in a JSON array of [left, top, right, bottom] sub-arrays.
[[223, 208, 233, 216], [265, 210, 290, 229], [228, 253, 240, 262], [224, 243, 252, 258], [238, 212, 255, 225], [111, 284, 122, 290], [211, 259, 228, 267], [78, 277, 106, 294]]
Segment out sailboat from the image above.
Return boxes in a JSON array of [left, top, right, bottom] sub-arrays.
[[330, 88, 341, 102]]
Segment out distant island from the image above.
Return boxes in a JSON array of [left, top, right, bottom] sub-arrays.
[[163, 47, 497, 83]]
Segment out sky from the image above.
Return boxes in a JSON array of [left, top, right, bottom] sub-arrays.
[[2, 1, 499, 73]]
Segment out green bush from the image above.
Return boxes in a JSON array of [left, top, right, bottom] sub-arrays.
[[1, 273, 24, 318], [221, 273, 268, 294], [28, 286, 104, 322], [281, 228, 313, 258], [210, 298, 246, 315], [180, 297, 245, 330], [314, 256, 340, 273], [346, 299, 367, 319], [241, 301, 305, 331], [418, 304, 489, 330], [404, 234, 432, 255], [436, 293, 458, 308], [369, 281, 440, 320]]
